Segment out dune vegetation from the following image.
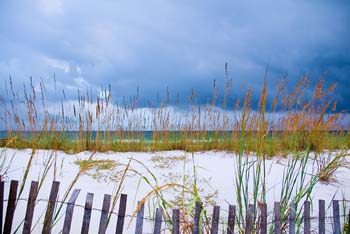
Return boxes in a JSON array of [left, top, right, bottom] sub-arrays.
[[0, 74, 348, 155], [0, 74, 349, 233]]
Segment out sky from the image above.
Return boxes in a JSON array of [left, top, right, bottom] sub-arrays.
[[0, 0, 349, 110]]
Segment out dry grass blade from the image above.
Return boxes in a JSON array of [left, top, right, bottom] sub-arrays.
[[107, 157, 132, 225]]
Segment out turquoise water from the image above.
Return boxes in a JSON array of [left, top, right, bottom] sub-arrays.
[[0, 131, 236, 141]]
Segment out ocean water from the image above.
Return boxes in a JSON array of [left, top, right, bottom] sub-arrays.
[[0, 130, 237, 141]]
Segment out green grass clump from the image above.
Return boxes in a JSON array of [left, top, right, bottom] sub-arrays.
[[75, 159, 118, 172]]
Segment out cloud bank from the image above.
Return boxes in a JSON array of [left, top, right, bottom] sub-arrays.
[[0, 0, 349, 109]]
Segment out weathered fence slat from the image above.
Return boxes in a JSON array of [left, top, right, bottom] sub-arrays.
[[62, 189, 81, 234], [42, 181, 60, 234], [4, 180, 18, 234], [304, 200, 311, 234], [81, 193, 94, 234], [115, 194, 127, 234], [193, 201, 202, 234], [245, 204, 254, 234], [211, 205, 220, 234], [274, 202, 281, 234], [0, 177, 4, 234], [227, 205, 236, 234], [22, 181, 39, 234], [153, 207, 163, 234], [135, 201, 145, 234], [172, 208, 180, 234], [259, 203, 267, 234], [333, 200, 341, 234], [348, 208, 350, 234], [289, 203, 296, 234], [319, 200, 325, 234], [98, 194, 111, 234]]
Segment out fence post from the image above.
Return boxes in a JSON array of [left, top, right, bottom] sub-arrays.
[[211, 206, 220, 234], [42, 181, 60, 234], [115, 194, 127, 234], [135, 201, 145, 234], [193, 201, 202, 234], [318, 200, 325, 234], [4, 180, 18, 234], [81, 193, 94, 234], [62, 189, 81, 234], [289, 203, 296, 234], [274, 202, 281, 234], [98, 194, 111, 234], [333, 200, 341, 234], [227, 205, 236, 234], [0, 176, 5, 234], [259, 203, 267, 234], [153, 207, 163, 234], [22, 181, 39, 234], [304, 200, 310, 234], [172, 209, 180, 234], [348, 208, 350, 234], [245, 204, 254, 234]]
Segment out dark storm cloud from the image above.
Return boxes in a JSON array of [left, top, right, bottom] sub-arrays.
[[0, 0, 349, 109]]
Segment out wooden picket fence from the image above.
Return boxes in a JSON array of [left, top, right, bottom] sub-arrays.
[[0, 179, 349, 234]]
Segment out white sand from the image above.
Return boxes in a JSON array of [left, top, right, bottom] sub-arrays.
[[0, 148, 349, 233]]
